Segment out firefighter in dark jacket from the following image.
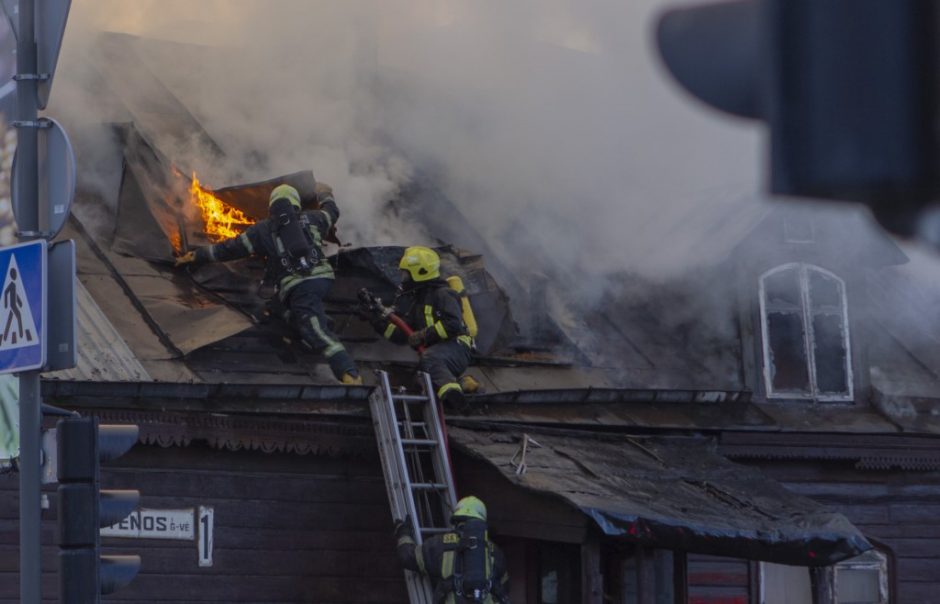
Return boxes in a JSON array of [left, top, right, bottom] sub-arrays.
[[395, 496, 510, 604], [373, 246, 473, 404], [175, 183, 362, 384]]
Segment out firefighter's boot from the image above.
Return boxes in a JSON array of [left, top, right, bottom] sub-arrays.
[[341, 372, 363, 385], [459, 374, 483, 394]]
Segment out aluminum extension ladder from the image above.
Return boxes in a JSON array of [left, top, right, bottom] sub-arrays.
[[370, 370, 459, 604]]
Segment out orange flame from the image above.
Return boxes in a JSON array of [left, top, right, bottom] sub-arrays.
[[189, 172, 255, 242], [169, 230, 181, 254]]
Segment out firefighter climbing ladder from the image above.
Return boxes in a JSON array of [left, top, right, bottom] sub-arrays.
[[370, 370, 458, 604]]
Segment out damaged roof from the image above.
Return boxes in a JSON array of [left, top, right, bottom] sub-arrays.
[[449, 426, 870, 565], [23, 30, 939, 438]]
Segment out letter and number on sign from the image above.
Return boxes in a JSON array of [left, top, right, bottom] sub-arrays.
[[102, 508, 195, 540], [198, 506, 214, 567], [102, 507, 215, 567]]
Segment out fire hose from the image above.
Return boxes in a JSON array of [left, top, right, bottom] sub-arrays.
[[357, 288, 454, 466], [357, 289, 425, 353]]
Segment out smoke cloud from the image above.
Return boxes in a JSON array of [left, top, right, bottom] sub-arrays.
[[49, 0, 763, 278], [40, 0, 940, 389]]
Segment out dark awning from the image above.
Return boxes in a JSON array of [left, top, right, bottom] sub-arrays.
[[449, 427, 870, 566]]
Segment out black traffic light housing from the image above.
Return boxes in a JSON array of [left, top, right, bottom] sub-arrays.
[[657, 0, 940, 236], [57, 417, 141, 603]]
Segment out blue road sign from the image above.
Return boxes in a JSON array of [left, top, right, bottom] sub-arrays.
[[0, 240, 46, 374]]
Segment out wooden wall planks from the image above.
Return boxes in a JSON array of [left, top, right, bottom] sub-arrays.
[[0, 440, 407, 603]]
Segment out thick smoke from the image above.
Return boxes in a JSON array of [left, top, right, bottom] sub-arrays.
[[49, 0, 761, 278], [42, 0, 940, 387]]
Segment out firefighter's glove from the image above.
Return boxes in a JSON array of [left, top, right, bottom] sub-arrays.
[[356, 304, 374, 322], [393, 515, 414, 541], [174, 251, 196, 268], [371, 316, 390, 334], [360, 306, 388, 334], [408, 329, 428, 349]]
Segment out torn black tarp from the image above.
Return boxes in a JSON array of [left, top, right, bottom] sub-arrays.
[[449, 427, 870, 565]]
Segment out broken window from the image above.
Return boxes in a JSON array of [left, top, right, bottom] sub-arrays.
[[759, 264, 853, 401], [830, 549, 889, 604]]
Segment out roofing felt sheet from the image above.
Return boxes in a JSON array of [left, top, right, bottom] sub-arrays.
[[104, 123, 518, 362], [449, 427, 870, 565]]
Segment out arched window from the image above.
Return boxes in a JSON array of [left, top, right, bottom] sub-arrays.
[[759, 263, 853, 401]]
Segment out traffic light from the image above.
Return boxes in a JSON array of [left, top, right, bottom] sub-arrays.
[[656, 0, 940, 236], [56, 417, 141, 603]]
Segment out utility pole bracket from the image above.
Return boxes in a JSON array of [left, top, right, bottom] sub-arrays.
[[12, 117, 52, 129], [16, 230, 53, 238], [12, 72, 49, 81]]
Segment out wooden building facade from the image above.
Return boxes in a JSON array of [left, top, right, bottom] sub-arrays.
[[4, 33, 940, 603]]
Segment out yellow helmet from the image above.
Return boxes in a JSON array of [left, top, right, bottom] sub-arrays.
[[451, 495, 487, 523], [270, 184, 301, 209], [399, 246, 440, 282]]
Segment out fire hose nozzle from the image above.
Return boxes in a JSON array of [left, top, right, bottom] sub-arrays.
[[357, 288, 388, 316]]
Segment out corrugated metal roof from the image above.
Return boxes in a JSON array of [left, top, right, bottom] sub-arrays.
[[44, 280, 151, 382]]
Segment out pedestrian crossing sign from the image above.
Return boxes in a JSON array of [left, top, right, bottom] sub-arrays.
[[0, 240, 46, 374]]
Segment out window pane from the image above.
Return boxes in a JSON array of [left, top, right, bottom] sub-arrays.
[[764, 268, 802, 308], [836, 568, 880, 603], [762, 563, 812, 604], [541, 570, 559, 604], [813, 314, 849, 394], [809, 270, 842, 310], [654, 551, 674, 604], [768, 312, 810, 392], [621, 556, 638, 604], [539, 543, 579, 604]]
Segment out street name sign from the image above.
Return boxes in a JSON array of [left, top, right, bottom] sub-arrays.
[[0, 239, 45, 373], [102, 508, 195, 541]]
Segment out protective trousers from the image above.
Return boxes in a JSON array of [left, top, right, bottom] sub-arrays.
[[419, 338, 472, 399], [286, 278, 357, 379]]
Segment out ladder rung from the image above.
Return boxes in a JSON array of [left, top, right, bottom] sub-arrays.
[[394, 394, 431, 402], [412, 482, 448, 490], [397, 421, 427, 427], [401, 438, 438, 446]]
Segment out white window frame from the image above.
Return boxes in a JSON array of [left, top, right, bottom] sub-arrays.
[[829, 549, 890, 604], [758, 263, 853, 402]]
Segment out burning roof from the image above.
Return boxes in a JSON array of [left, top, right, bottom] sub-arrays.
[[63, 118, 529, 385], [48, 31, 940, 426]]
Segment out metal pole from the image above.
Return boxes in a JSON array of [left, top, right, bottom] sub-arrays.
[[16, 0, 42, 602], [18, 374, 41, 603]]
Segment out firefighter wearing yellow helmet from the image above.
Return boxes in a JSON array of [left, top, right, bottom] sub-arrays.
[[394, 496, 510, 603], [369, 246, 475, 404], [175, 183, 362, 385]]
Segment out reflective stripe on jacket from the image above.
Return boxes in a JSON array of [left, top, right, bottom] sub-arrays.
[[382, 279, 470, 347], [193, 196, 340, 297], [397, 531, 509, 604]]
